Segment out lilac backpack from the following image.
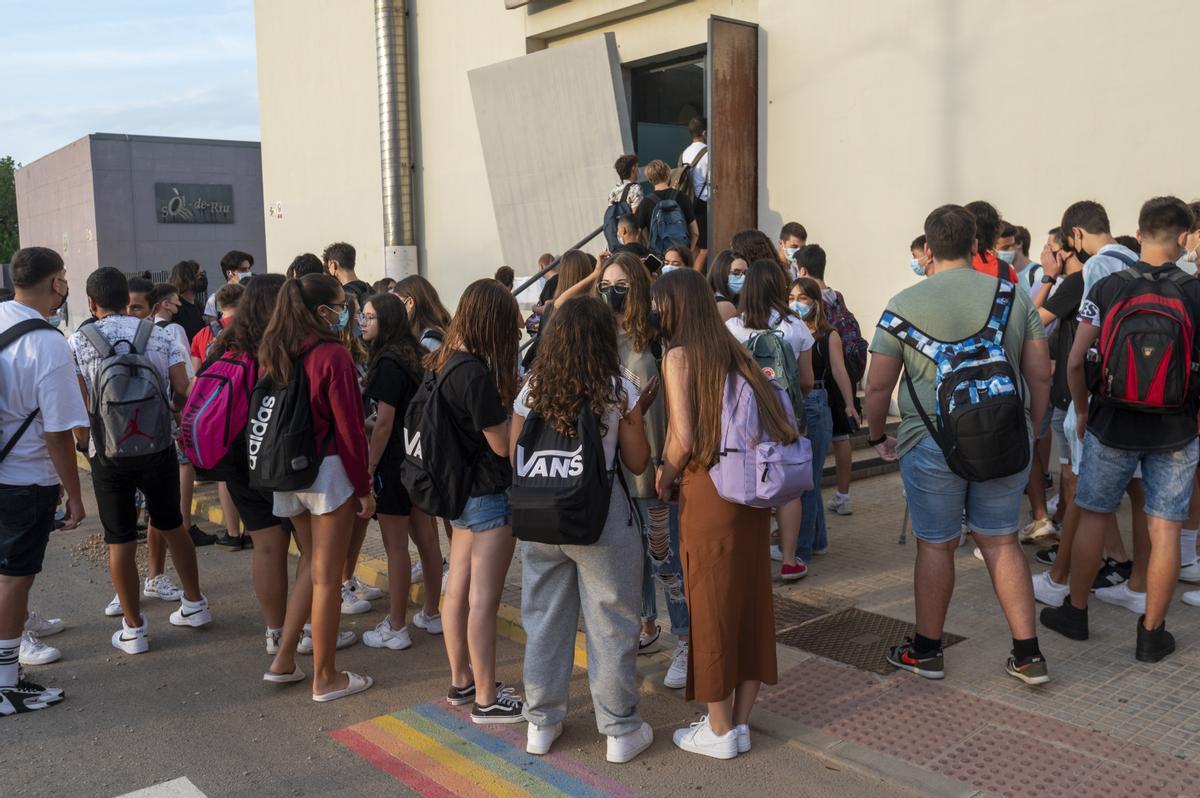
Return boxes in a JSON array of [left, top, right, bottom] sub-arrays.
[[709, 374, 812, 508]]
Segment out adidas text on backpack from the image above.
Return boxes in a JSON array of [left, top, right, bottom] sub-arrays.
[[509, 408, 626, 545], [1094, 269, 1199, 411], [398, 359, 476, 519], [246, 350, 328, 491], [878, 279, 1029, 482], [648, 196, 690, 256], [80, 320, 174, 460]]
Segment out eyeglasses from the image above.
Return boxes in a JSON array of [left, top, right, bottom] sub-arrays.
[[598, 280, 630, 290], [362, 314, 378, 322]]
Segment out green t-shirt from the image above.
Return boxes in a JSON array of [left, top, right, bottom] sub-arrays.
[[869, 268, 1045, 457]]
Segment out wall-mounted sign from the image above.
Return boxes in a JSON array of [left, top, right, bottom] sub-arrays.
[[155, 183, 234, 224]]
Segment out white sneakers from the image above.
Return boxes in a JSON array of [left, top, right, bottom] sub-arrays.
[[24, 610, 64, 638], [411, 560, 424, 584], [769, 545, 783, 563], [265, 628, 281, 655], [1032, 571, 1069, 606], [143, 575, 184, 602], [347, 575, 385, 601], [104, 595, 123, 617], [1019, 518, 1059, 544], [111, 616, 150, 655], [169, 595, 212, 628], [664, 640, 688, 689], [827, 493, 852, 516], [735, 723, 751, 753], [1094, 583, 1146, 615], [1182, 590, 1200, 607], [674, 716, 738, 760], [413, 611, 443, 635], [607, 721, 654, 764], [297, 624, 357, 654], [340, 582, 372, 615], [363, 618, 412, 650], [1179, 561, 1200, 583], [526, 722, 563, 756], [19, 631, 60, 666]]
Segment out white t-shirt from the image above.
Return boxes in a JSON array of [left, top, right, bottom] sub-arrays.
[[0, 301, 90, 486], [726, 309, 815, 356], [1079, 242, 1140, 311], [153, 316, 195, 379], [203, 293, 218, 319], [680, 141, 710, 202], [513, 376, 639, 470]]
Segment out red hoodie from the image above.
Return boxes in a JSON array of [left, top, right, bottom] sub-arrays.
[[301, 338, 371, 497], [973, 251, 1018, 283]]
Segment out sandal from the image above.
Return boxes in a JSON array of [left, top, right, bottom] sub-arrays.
[[312, 671, 374, 702], [263, 665, 306, 684]]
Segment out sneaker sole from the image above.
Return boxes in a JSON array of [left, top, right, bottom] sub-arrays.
[[780, 571, 807, 582], [886, 656, 944, 680], [1094, 596, 1145, 615], [169, 612, 212, 628], [1006, 665, 1051, 685], [112, 640, 149, 655], [340, 604, 372, 615], [104, 607, 123, 617], [19, 655, 61, 666], [664, 675, 686, 689], [363, 637, 412, 651], [674, 739, 738, 760], [471, 714, 525, 725], [446, 695, 474, 706], [1136, 643, 1176, 663]]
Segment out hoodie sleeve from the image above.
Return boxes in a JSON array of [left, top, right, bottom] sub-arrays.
[[312, 343, 371, 497]]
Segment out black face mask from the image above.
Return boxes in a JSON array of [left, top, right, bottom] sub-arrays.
[[646, 309, 661, 335], [600, 285, 628, 315], [195, 272, 209, 293]]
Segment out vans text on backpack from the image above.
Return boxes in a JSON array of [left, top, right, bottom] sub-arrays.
[[0, 318, 59, 465], [246, 349, 329, 491], [709, 374, 813, 508], [670, 146, 707, 205], [603, 183, 634, 251], [878, 279, 1029, 482], [1089, 269, 1199, 411], [648, 196, 690, 257], [825, 291, 868, 385], [181, 349, 258, 475], [398, 358, 477, 519], [80, 320, 174, 461]]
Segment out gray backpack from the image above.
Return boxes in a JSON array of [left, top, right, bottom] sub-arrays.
[[80, 320, 173, 460]]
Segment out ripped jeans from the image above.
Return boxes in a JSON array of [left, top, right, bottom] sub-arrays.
[[634, 497, 690, 636]]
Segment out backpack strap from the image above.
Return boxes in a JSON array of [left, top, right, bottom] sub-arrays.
[[131, 318, 154, 355], [687, 146, 708, 169], [79, 322, 116, 359], [0, 318, 60, 465], [1105, 248, 1138, 267], [616, 182, 633, 205]]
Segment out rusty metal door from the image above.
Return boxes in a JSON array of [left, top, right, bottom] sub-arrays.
[[706, 16, 759, 253]]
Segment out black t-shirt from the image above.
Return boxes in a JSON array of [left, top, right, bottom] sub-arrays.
[[343, 280, 373, 304], [364, 354, 419, 467], [635, 189, 695, 233], [174, 298, 205, 343], [537, 275, 559, 307], [439, 352, 512, 496], [1043, 272, 1084, 410], [1078, 262, 1200, 451]]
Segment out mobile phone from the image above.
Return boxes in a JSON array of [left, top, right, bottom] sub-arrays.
[[644, 253, 663, 272]]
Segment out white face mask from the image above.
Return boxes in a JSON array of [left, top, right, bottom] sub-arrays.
[[785, 246, 802, 264], [1183, 248, 1199, 264], [662, 265, 680, 275], [46, 314, 63, 328]]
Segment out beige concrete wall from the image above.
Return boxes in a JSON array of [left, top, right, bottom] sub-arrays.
[[254, 0, 386, 280]]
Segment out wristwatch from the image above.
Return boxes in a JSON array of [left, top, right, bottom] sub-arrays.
[[867, 433, 887, 447], [1040, 274, 1056, 284]]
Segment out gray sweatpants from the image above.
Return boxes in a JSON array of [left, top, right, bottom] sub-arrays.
[[519, 485, 643, 737]]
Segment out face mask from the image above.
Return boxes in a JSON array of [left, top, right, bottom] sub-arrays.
[[237, 271, 253, 284], [792, 301, 813, 319], [909, 258, 925, 276], [195, 272, 208, 293], [727, 273, 746, 296], [997, 250, 1017, 264], [661, 265, 680, 275], [785, 246, 801, 264], [647, 309, 661, 334], [1183, 247, 1199, 264], [326, 305, 350, 333], [600, 285, 628, 315], [46, 314, 63, 329]]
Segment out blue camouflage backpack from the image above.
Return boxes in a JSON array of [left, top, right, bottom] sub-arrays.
[[878, 279, 1029, 481], [603, 183, 634, 250], [648, 195, 689, 256]]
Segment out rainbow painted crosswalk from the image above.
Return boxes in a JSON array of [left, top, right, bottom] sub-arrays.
[[330, 704, 646, 798]]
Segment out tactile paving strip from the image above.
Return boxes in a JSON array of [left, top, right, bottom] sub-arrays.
[[775, 607, 965, 674]]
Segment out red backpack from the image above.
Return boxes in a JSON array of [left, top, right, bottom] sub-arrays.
[[1095, 269, 1197, 411], [180, 350, 258, 476], [824, 290, 867, 384]]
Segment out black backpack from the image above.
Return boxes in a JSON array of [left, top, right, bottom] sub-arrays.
[[602, 183, 634, 250], [398, 358, 476, 518], [509, 407, 625, 545], [246, 350, 328, 491], [0, 319, 59, 464]]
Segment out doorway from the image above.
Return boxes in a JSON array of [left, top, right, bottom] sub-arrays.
[[627, 49, 705, 168]]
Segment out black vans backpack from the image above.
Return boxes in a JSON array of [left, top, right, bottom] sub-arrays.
[[878, 279, 1029, 481], [398, 359, 476, 518], [246, 350, 328, 491]]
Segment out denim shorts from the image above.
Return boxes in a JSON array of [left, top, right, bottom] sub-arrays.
[[452, 492, 511, 533], [1075, 433, 1198, 521], [899, 436, 1029, 543], [1051, 407, 1071, 466]]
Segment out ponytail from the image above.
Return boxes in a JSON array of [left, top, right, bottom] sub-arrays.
[[259, 274, 342, 383]]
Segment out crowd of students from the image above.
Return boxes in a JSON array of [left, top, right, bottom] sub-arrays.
[[3, 182, 1200, 765]]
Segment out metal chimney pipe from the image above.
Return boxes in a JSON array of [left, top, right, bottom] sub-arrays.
[[375, 0, 414, 250]]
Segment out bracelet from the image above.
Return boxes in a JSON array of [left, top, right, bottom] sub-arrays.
[[866, 433, 887, 447]]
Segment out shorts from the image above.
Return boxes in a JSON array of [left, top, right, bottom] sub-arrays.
[[694, 198, 708, 249], [1051, 407, 1071, 466], [1035, 400, 1053, 439], [91, 449, 184, 544], [0, 483, 59, 576], [374, 460, 412, 517], [831, 391, 861, 440], [273, 455, 356, 518], [451, 492, 511, 533], [225, 478, 282, 532], [899, 436, 1029, 543], [1063, 404, 1141, 480], [175, 438, 190, 467], [1075, 433, 1198, 521]]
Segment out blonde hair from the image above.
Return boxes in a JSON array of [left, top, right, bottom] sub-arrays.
[[645, 160, 671, 185]]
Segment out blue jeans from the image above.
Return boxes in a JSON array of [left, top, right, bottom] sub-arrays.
[[633, 497, 689, 636], [796, 389, 833, 562], [1075, 433, 1198, 521]]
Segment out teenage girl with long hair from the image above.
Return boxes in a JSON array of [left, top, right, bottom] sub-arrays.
[[360, 293, 444, 649], [726, 261, 815, 580], [428, 279, 525, 723], [653, 268, 796, 759], [513, 296, 657, 761], [707, 250, 749, 322], [258, 274, 375, 702], [394, 275, 452, 352], [790, 277, 859, 566]]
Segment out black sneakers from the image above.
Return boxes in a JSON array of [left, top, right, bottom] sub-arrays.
[[0, 678, 64, 716], [1136, 616, 1175, 663], [188, 524, 217, 547], [446, 680, 504, 707], [471, 691, 524, 725], [1035, 545, 1058, 566], [1092, 559, 1132, 591], [215, 531, 246, 550], [1040, 598, 1089, 640], [886, 638, 945, 679]]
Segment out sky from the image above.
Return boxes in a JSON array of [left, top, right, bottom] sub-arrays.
[[0, 0, 259, 166]]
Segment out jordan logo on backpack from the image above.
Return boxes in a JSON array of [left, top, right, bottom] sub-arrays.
[[116, 409, 155, 447], [879, 279, 1029, 482]]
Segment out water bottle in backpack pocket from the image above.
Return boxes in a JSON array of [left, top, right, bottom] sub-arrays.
[[181, 350, 257, 476], [398, 360, 476, 519], [708, 374, 813, 508], [878, 279, 1029, 481], [246, 350, 328, 491], [80, 320, 174, 460]]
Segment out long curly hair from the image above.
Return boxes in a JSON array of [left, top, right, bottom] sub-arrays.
[[212, 273, 285, 356], [595, 251, 654, 353], [365, 292, 424, 385], [526, 296, 626, 437], [428, 278, 521, 406]]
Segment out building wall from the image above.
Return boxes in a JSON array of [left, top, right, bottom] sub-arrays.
[[90, 135, 265, 286], [254, 0, 388, 282], [14, 136, 99, 327]]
